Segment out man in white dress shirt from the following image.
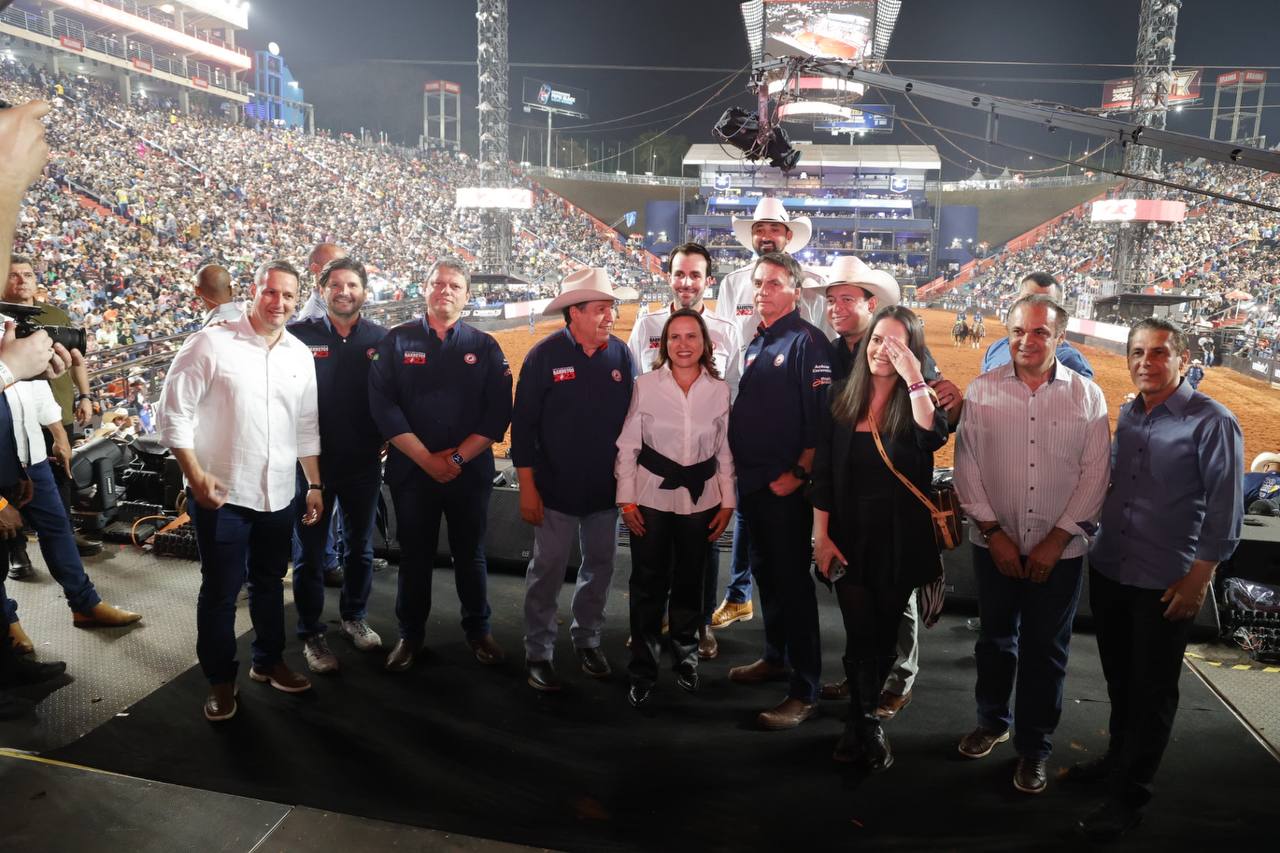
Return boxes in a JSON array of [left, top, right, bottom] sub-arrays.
[[953, 294, 1111, 795], [196, 264, 242, 328], [158, 260, 324, 722], [626, 242, 740, 660]]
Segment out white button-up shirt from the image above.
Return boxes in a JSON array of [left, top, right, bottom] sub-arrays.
[[626, 303, 743, 397], [954, 361, 1111, 558], [157, 312, 320, 512], [615, 365, 735, 514], [202, 301, 244, 328], [3, 379, 62, 465]]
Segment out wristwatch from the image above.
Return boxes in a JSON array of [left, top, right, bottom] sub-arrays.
[[979, 523, 1001, 542], [307, 483, 323, 491], [790, 465, 809, 481], [451, 452, 465, 467]]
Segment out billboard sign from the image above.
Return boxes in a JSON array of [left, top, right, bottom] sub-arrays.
[[456, 187, 535, 210], [1101, 68, 1202, 111], [131, 57, 153, 72], [1090, 199, 1187, 223], [59, 35, 84, 52], [1217, 69, 1267, 87], [763, 1, 876, 61], [424, 80, 461, 94], [522, 78, 589, 117], [815, 104, 895, 133]]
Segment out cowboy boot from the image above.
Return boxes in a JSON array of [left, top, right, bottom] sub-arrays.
[[832, 656, 865, 763], [856, 657, 894, 772]]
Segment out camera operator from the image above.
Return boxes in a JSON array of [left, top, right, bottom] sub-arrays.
[[4, 254, 101, 567], [0, 97, 75, 719]]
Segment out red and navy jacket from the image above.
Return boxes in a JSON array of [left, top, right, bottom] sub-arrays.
[[369, 318, 512, 488], [510, 327, 635, 516], [288, 315, 388, 466]]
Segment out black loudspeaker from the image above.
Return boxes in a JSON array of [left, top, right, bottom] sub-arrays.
[[1223, 517, 1280, 586], [374, 485, 582, 578], [943, 540, 1219, 636]]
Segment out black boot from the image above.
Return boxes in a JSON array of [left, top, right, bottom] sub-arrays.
[[832, 657, 864, 763], [856, 657, 893, 772], [0, 636, 37, 720], [7, 537, 34, 581]]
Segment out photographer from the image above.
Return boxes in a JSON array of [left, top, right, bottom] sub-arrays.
[[4, 254, 100, 567], [0, 97, 74, 719]]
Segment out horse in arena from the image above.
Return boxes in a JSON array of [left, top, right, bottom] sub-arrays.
[[952, 318, 970, 347], [970, 318, 986, 349]]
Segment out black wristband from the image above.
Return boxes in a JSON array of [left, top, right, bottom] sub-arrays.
[[307, 483, 323, 491]]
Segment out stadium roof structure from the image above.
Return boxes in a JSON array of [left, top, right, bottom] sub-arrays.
[[683, 144, 940, 172]]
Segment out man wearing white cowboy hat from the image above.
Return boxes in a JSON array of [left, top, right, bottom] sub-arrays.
[[1185, 358, 1204, 391], [707, 198, 828, 634], [711, 197, 830, 343], [808, 254, 962, 719], [1244, 451, 1280, 515], [512, 267, 637, 692]]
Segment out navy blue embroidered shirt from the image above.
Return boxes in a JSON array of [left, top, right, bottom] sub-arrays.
[[730, 309, 834, 498], [288, 315, 388, 464], [510, 327, 635, 516], [369, 318, 512, 487]]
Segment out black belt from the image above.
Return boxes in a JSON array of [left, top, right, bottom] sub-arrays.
[[637, 443, 718, 504]]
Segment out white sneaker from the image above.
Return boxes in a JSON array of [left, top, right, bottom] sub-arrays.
[[302, 635, 339, 674], [340, 619, 383, 652]]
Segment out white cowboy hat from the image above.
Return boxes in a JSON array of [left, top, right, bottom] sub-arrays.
[[806, 255, 900, 308], [1251, 452, 1280, 473], [730, 197, 812, 254], [543, 267, 638, 315]]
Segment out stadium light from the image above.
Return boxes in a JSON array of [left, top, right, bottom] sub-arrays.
[[159, 3, 175, 12]]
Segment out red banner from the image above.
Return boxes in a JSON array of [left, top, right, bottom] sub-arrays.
[[1217, 69, 1267, 87], [131, 57, 152, 72], [424, 80, 461, 94], [190, 77, 209, 89], [59, 36, 84, 52], [1102, 68, 1202, 110]]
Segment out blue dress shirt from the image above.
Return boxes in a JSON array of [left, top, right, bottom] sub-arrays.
[[1090, 379, 1243, 590]]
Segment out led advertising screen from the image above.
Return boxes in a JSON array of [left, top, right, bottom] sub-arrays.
[[763, 0, 876, 61], [522, 78, 589, 118], [1101, 69, 1202, 111]]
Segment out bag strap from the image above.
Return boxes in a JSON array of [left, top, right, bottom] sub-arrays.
[[868, 415, 941, 515]]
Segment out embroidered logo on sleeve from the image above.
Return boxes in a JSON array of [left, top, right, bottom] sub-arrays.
[[403, 351, 427, 365], [552, 366, 577, 383], [647, 336, 661, 349], [773, 354, 785, 367], [366, 347, 379, 360], [736, 304, 754, 317]]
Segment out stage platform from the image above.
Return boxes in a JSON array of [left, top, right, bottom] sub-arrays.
[[1, 542, 1277, 851]]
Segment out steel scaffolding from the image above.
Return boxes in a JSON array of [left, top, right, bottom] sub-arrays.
[[476, 0, 511, 273], [1113, 0, 1181, 292]]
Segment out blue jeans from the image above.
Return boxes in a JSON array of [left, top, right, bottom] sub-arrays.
[[292, 498, 344, 570], [972, 544, 1084, 761], [723, 510, 754, 604], [739, 488, 820, 704], [291, 459, 381, 638], [390, 472, 493, 644], [6, 460, 101, 623], [189, 494, 294, 685]]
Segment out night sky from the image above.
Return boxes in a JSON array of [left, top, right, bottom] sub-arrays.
[[242, 0, 1280, 179]]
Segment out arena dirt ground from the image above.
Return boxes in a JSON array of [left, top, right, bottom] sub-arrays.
[[490, 305, 1280, 469]]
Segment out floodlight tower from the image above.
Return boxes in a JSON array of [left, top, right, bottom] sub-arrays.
[[1113, 0, 1181, 292], [476, 0, 511, 273]]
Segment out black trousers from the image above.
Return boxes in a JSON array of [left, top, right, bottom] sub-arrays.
[[627, 505, 715, 688], [1089, 568, 1196, 807]]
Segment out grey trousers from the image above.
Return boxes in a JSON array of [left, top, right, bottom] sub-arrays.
[[884, 589, 920, 695], [523, 506, 619, 662]]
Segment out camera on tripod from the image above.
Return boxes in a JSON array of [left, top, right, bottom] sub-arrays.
[[0, 301, 88, 353]]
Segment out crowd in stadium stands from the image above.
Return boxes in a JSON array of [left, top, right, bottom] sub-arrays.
[[0, 57, 660, 376], [950, 155, 1280, 348]]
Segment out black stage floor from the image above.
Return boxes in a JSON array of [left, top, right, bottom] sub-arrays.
[[43, 560, 1280, 852]]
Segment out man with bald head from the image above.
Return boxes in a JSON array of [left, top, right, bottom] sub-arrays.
[[296, 243, 348, 323], [196, 264, 241, 328]]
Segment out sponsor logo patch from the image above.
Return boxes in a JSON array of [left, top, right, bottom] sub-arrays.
[[736, 304, 754, 317], [647, 336, 660, 349], [366, 347, 378, 360], [464, 352, 478, 365], [611, 369, 623, 382], [552, 366, 576, 383], [403, 351, 427, 365], [308, 344, 330, 359], [812, 377, 832, 388], [773, 354, 785, 367]]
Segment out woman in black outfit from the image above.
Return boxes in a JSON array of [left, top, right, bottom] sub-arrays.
[[810, 305, 949, 771]]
